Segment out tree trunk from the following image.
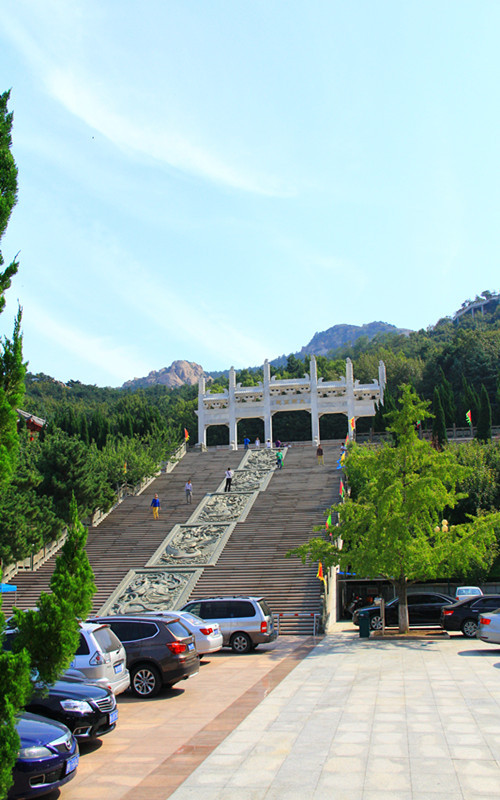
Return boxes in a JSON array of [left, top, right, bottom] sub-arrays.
[[395, 577, 409, 634]]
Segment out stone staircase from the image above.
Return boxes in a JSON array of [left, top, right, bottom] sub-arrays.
[[1, 444, 341, 634]]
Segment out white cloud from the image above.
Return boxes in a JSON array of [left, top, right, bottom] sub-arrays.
[[24, 302, 151, 382], [3, 5, 293, 197]]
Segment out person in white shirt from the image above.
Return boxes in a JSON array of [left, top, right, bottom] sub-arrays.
[[255, 437, 260, 448], [266, 439, 272, 449], [224, 468, 234, 492], [185, 480, 193, 504]]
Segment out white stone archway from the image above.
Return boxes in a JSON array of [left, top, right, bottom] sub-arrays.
[[196, 357, 386, 448]]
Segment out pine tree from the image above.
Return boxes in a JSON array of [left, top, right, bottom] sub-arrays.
[[476, 384, 492, 443], [0, 89, 31, 800], [432, 387, 447, 447]]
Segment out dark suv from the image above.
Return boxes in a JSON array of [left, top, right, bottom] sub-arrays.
[[91, 615, 199, 698]]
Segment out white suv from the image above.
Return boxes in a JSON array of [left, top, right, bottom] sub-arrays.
[[180, 596, 277, 654], [69, 622, 130, 695]]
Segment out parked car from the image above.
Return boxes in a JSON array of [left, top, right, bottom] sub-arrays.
[[25, 678, 118, 741], [90, 615, 200, 697], [440, 594, 500, 638], [4, 621, 130, 696], [9, 712, 79, 800], [352, 592, 454, 630], [454, 586, 483, 602], [68, 622, 130, 696], [478, 609, 500, 645], [180, 596, 277, 654], [143, 610, 223, 655]]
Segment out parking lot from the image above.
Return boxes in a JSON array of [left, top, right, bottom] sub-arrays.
[[58, 635, 317, 800], [41, 625, 500, 800]]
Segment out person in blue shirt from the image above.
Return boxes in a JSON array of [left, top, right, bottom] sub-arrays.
[[150, 493, 161, 519], [243, 436, 250, 449]]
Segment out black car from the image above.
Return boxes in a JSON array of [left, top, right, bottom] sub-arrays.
[[9, 713, 79, 800], [90, 615, 200, 698], [26, 678, 118, 741], [440, 594, 500, 638], [352, 592, 454, 630]]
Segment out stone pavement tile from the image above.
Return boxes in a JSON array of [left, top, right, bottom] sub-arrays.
[[328, 741, 371, 757], [225, 768, 282, 789], [364, 756, 411, 792], [266, 787, 319, 800], [412, 794, 463, 800], [362, 791, 412, 800], [411, 768, 462, 794], [409, 756, 456, 774], [315, 771, 364, 791], [369, 739, 409, 758], [322, 754, 366, 774], [448, 744, 495, 760]]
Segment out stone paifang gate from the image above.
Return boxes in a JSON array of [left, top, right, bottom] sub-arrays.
[[196, 356, 386, 448]]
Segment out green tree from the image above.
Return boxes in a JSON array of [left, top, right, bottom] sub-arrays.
[[288, 386, 499, 633], [0, 89, 32, 800], [476, 384, 492, 443], [0, 614, 31, 799], [432, 387, 447, 448], [12, 496, 96, 686]]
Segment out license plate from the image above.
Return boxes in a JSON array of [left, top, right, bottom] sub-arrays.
[[66, 755, 79, 775], [114, 663, 123, 673], [109, 709, 118, 725], [188, 643, 195, 651]]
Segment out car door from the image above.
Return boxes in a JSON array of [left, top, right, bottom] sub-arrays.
[[471, 596, 500, 618], [200, 601, 231, 645]]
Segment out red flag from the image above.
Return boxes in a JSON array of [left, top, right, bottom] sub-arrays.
[[349, 416, 355, 432], [317, 562, 326, 585], [184, 428, 189, 441], [465, 410, 472, 427]]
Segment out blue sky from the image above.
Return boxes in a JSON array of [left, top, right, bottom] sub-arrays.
[[1, 1, 499, 386]]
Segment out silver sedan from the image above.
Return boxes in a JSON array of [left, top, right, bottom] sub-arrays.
[[477, 608, 500, 644]]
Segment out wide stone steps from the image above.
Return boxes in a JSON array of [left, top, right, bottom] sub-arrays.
[[2, 444, 341, 635]]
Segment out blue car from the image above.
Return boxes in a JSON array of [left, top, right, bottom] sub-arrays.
[[9, 713, 79, 799]]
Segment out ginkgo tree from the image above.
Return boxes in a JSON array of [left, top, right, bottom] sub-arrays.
[[289, 385, 500, 633]]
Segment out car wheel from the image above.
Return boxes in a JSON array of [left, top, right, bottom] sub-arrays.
[[230, 632, 252, 654], [461, 619, 478, 639], [131, 664, 162, 697], [370, 615, 382, 630]]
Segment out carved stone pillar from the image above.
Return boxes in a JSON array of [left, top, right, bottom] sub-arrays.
[[263, 359, 273, 442], [310, 355, 320, 445], [228, 366, 237, 449], [197, 376, 206, 446], [346, 357, 356, 440], [378, 360, 386, 405]]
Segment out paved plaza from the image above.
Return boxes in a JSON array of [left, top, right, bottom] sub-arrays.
[[168, 625, 500, 800]]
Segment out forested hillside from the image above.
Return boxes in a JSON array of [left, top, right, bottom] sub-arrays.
[[2, 294, 498, 574]]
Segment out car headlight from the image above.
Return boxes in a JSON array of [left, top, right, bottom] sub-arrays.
[[60, 699, 93, 714], [18, 745, 52, 759]]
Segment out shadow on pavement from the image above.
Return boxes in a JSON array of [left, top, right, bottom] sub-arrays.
[[458, 648, 500, 657]]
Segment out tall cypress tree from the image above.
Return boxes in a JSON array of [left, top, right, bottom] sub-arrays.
[[432, 387, 447, 447], [476, 384, 492, 443], [0, 91, 24, 487], [0, 89, 32, 800]]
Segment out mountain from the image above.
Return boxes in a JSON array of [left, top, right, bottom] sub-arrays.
[[123, 323, 412, 388], [122, 360, 209, 390], [298, 321, 410, 357], [269, 321, 410, 367]]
